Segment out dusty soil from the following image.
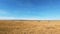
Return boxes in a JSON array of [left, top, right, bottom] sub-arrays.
[[0, 20, 60, 34]]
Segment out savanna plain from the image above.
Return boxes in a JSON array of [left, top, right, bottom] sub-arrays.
[[0, 20, 60, 34]]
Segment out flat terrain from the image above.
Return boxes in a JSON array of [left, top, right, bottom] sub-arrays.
[[0, 20, 60, 34]]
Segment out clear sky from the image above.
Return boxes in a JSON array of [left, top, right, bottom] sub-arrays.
[[0, 0, 60, 20]]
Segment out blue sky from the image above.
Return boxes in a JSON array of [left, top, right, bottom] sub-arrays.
[[0, 0, 60, 20]]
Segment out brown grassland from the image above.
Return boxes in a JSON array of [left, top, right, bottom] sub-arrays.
[[0, 20, 60, 34]]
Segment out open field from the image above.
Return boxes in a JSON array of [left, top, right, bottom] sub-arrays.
[[0, 20, 60, 34]]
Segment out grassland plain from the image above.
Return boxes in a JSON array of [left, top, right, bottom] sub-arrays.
[[0, 20, 60, 34]]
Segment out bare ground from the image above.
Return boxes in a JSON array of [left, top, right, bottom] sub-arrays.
[[0, 20, 60, 34]]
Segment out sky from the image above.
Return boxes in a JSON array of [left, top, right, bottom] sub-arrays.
[[0, 0, 60, 20]]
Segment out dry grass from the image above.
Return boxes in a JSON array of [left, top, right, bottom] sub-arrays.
[[0, 20, 60, 34]]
